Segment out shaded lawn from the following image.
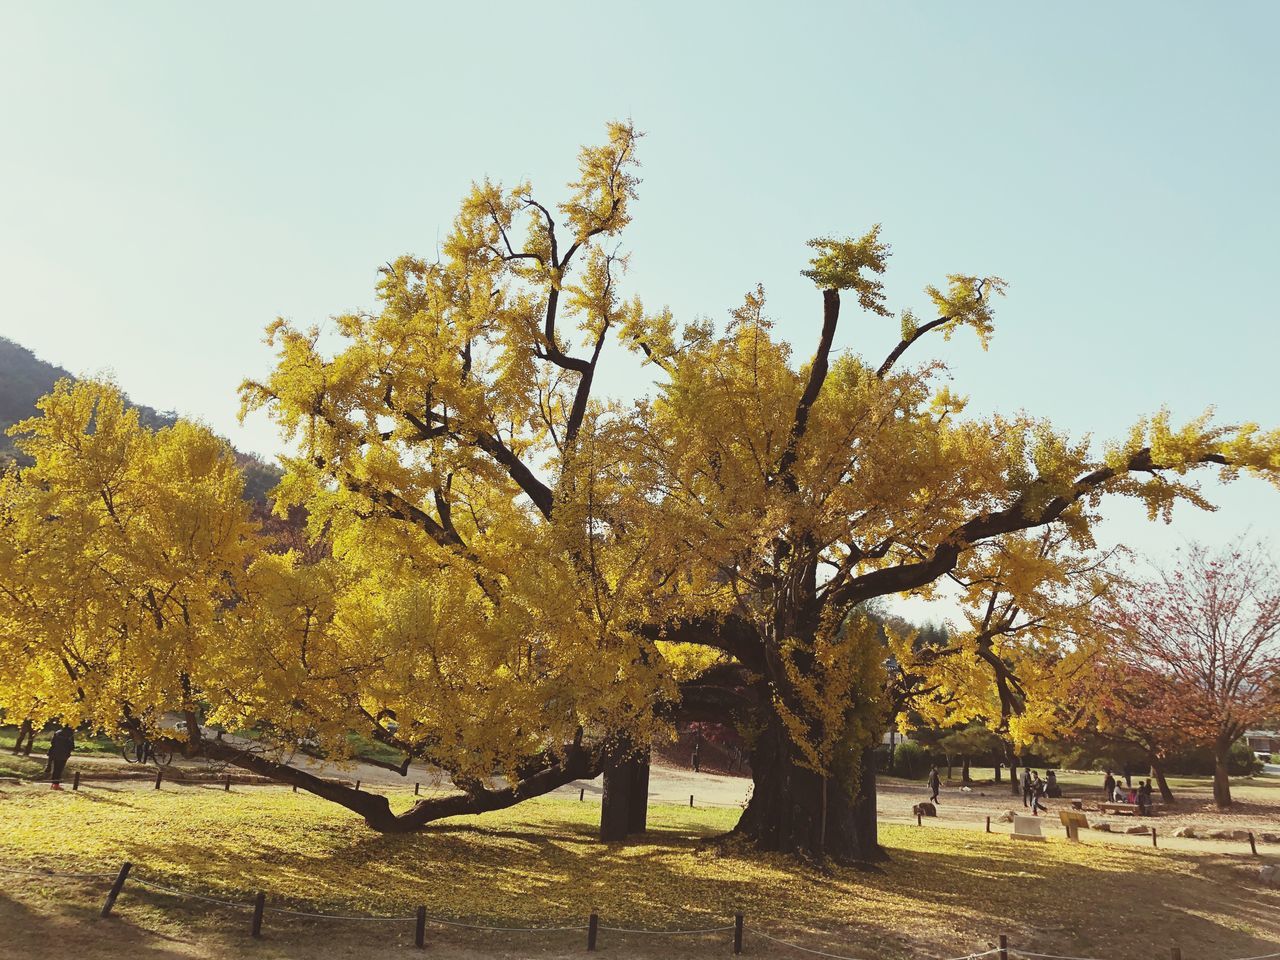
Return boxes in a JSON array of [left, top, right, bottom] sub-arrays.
[[0, 786, 1277, 959]]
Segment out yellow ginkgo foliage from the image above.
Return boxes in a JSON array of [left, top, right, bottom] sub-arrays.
[[4, 123, 1280, 863]]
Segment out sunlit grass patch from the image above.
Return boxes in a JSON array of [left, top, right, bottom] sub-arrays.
[[0, 786, 1276, 958]]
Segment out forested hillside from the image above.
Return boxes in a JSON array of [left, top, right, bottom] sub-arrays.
[[0, 337, 280, 502]]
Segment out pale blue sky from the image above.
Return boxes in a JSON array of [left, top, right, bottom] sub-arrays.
[[1, 2, 1277, 591]]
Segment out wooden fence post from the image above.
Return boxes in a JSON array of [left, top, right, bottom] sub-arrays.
[[72, 771, 80, 791], [1171, 947, 1181, 960], [999, 933, 1008, 960], [154, 769, 162, 790], [1152, 827, 1158, 848], [917, 812, 922, 826], [579, 787, 584, 801], [415, 905, 427, 948], [587, 911, 599, 951], [734, 911, 744, 955], [250, 891, 266, 938], [415, 782, 420, 796], [986, 815, 991, 833], [689, 794, 694, 808], [224, 774, 231, 792], [355, 780, 361, 791], [100, 861, 132, 917]]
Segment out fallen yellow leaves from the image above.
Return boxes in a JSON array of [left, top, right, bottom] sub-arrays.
[[0, 785, 1276, 959]]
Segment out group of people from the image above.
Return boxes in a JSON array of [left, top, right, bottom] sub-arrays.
[[1020, 767, 1060, 815], [926, 766, 1062, 816], [1102, 770, 1155, 815]]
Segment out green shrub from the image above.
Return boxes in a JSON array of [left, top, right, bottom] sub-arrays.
[[891, 740, 932, 779], [1229, 739, 1263, 776]]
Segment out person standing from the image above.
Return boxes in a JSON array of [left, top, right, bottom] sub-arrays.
[[691, 740, 701, 773], [1103, 769, 1116, 801], [1029, 772, 1047, 815], [1138, 779, 1154, 815], [46, 724, 74, 791], [928, 766, 941, 805], [1020, 766, 1032, 808]]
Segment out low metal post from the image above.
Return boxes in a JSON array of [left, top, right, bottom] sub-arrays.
[[415, 905, 427, 948], [250, 891, 266, 938], [999, 933, 1008, 960], [690, 794, 694, 808], [587, 911, 599, 951], [100, 861, 132, 917], [986, 815, 991, 833], [224, 774, 231, 792], [734, 911, 744, 955], [72, 771, 80, 791], [579, 788, 585, 801], [415, 782, 420, 796], [1152, 827, 1158, 848], [154, 769, 162, 790]]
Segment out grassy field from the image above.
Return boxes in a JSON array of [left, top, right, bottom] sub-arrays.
[[0, 724, 123, 757], [0, 784, 1278, 960]]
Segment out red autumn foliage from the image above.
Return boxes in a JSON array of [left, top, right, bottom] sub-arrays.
[[1104, 540, 1280, 808]]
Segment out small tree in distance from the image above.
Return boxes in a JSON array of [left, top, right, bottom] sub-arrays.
[[1107, 540, 1280, 808]]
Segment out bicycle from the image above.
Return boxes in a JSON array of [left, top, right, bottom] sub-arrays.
[[120, 737, 174, 766]]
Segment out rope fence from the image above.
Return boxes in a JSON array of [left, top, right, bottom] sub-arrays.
[[2, 859, 1277, 958]]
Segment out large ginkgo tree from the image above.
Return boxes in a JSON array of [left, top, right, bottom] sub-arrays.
[[3, 122, 1278, 863]]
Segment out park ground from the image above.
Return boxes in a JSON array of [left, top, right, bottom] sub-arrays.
[[2, 760, 1280, 960]]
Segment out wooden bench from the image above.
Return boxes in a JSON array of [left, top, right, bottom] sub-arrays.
[[1099, 802, 1141, 816], [1059, 809, 1089, 841]]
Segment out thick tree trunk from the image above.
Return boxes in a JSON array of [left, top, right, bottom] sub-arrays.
[[12, 719, 32, 755], [600, 743, 650, 840], [1150, 760, 1175, 803], [1212, 749, 1233, 808], [961, 758, 971, 784], [732, 718, 880, 863], [853, 744, 880, 860], [600, 757, 632, 841], [627, 748, 650, 834]]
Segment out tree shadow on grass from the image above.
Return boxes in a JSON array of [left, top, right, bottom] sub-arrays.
[[10, 789, 1280, 960], [0, 879, 207, 960], [94, 826, 1280, 960]]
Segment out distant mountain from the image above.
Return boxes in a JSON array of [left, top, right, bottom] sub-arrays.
[[0, 337, 281, 504]]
